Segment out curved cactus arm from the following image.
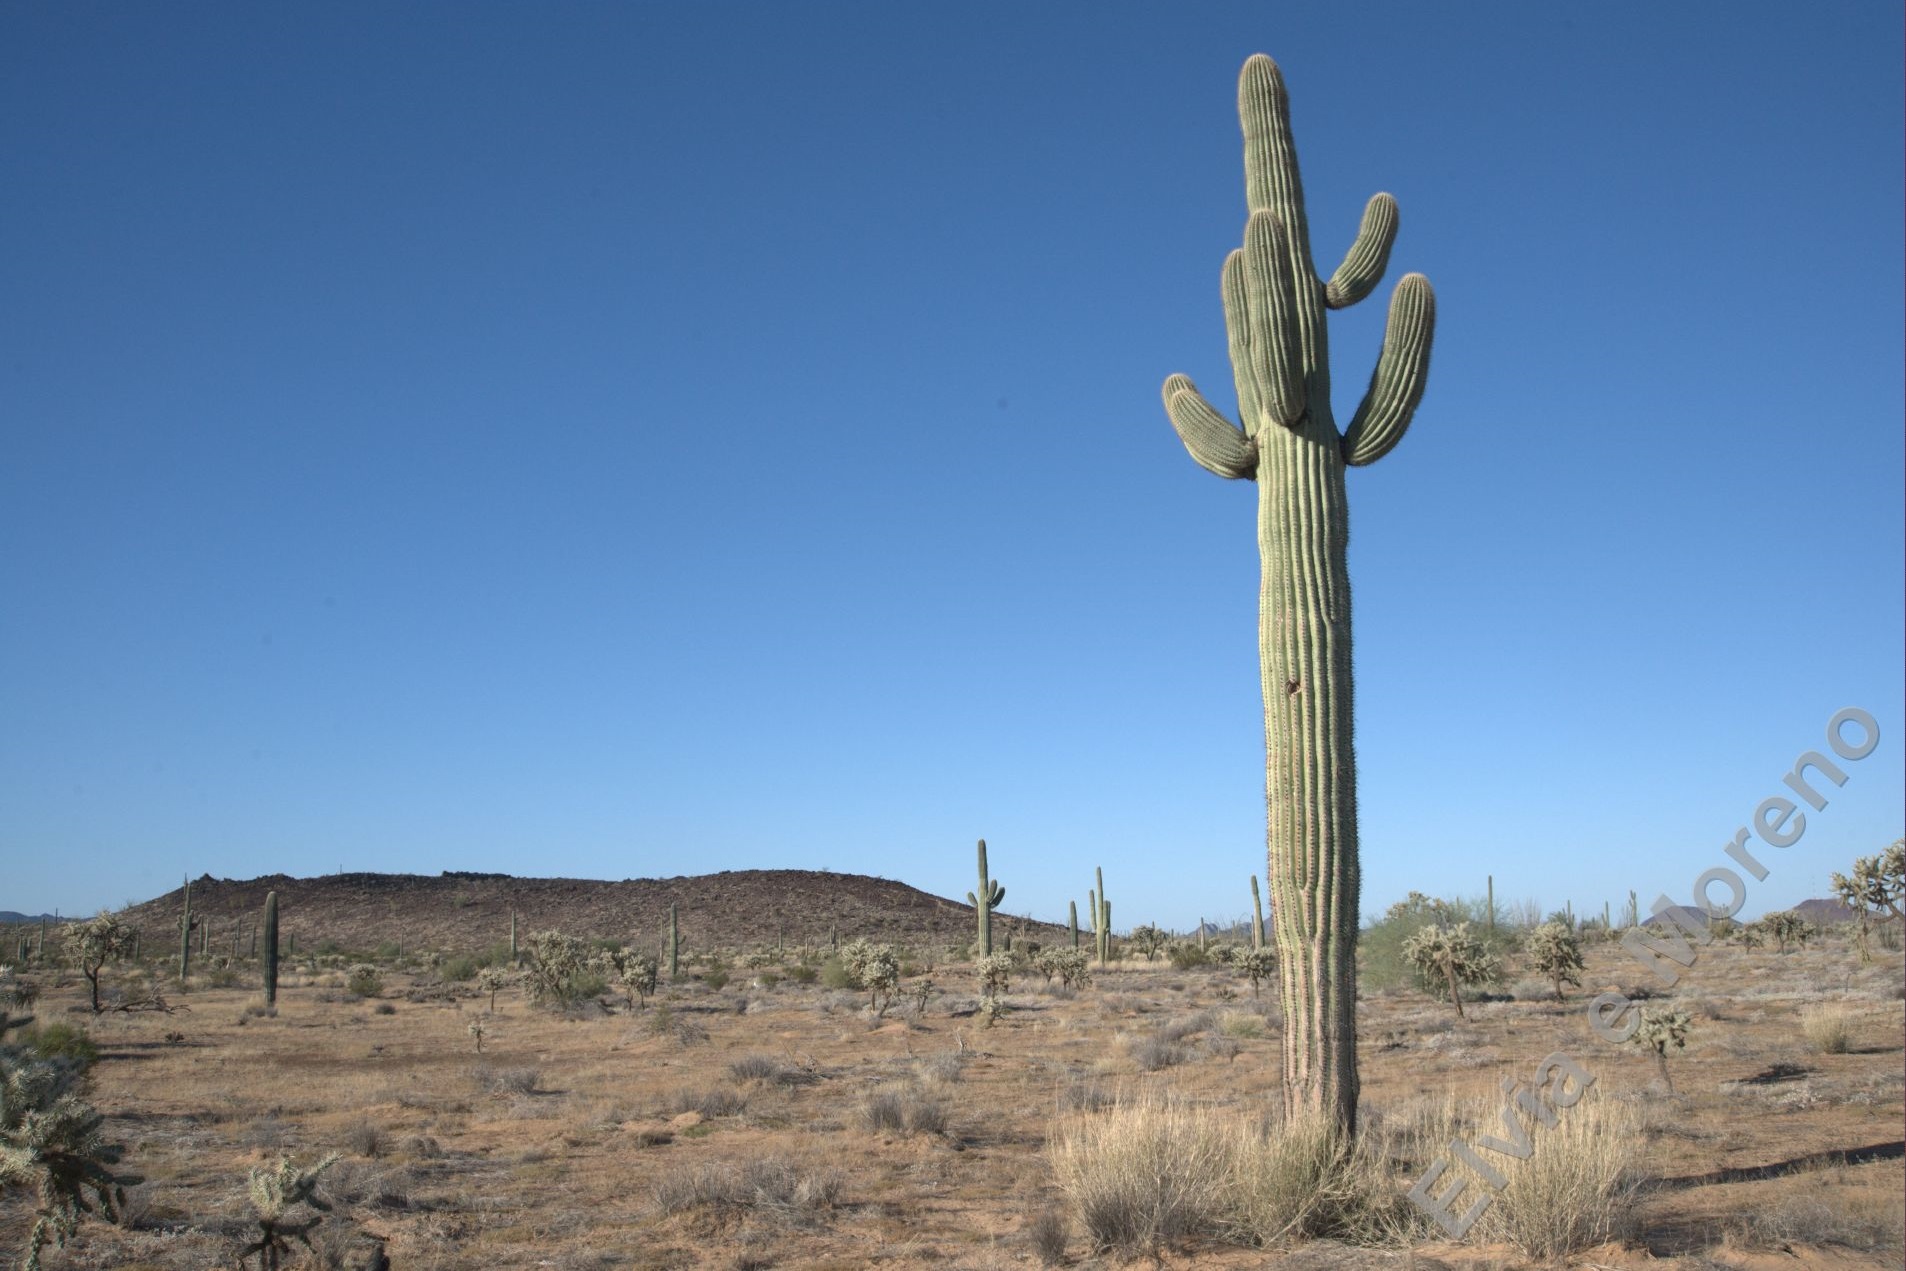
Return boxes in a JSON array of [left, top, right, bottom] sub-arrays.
[[1221, 251, 1264, 432], [1339, 273, 1436, 467], [1163, 375, 1256, 478], [989, 883, 1005, 908], [1324, 192, 1398, 310]]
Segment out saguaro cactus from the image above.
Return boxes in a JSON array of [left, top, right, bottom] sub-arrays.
[[178, 879, 196, 984], [262, 891, 280, 1007], [1161, 55, 1436, 1132], [1069, 900, 1080, 950], [967, 839, 1005, 958], [665, 903, 679, 979], [1250, 874, 1266, 950]]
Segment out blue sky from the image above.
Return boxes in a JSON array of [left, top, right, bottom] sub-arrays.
[[4, 3, 1900, 932]]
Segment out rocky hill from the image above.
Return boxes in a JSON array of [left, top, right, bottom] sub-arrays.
[[103, 869, 1064, 960]]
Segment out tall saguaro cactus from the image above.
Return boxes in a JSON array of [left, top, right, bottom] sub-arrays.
[[1161, 55, 1436, 1132], [967, 839, 1005, 957]]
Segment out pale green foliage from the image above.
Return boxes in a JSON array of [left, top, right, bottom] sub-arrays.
[[1035, 947, 1091, 989], [241, 1152, 340, 1269], [1833, 839, 1905, 961], [838, 939, 901, 1015], [62, 912, 135, 1014], [1526, 921, 1585, 1000], [1239, 948, 1277, 999], [1401, 922, 1497, 1017], [344, 964, 382, 998], [0, 1009, 139, 1271], [1751, 911, 1816, 953], [974, 952, 1013, 998], [522, 931, 592, 1008], [1628, 1005, 1691, 1092], [1129, 924, 1169, 963], [475, 966, 513, 1012], [607, 949, 660, 1009]]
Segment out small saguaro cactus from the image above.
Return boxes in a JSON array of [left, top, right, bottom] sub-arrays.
[[1160, 54, 1434, 1132], [1092, 866, 1111, 965], [509, 910, 519, 965], [262, 891, 280, 1007], [1486, 876, 1496, 934], [1250, 875, 1266, 950], [178, 878, 198, 984], [1069, 900, 1080, 950], [967, 839, 1005, 958]]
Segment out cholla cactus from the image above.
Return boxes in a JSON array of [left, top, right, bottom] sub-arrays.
[[1401, 922, 1497, 1019], [1628, 1005, 1691, 1093], [61, 912, 135, 1014], [466, 1017, 487, 1053], [1526, 920, 1586, 1001], [974, 952, 1013, 999], [1128, 924, 1169, 963], [475, 966, 513, 1013], [0, 1025, 141, 1271], [240, 1152, 340, 1270], [1035, 947, 1091, 990], [344, 964, 382, 998], [522, 931, 591, 1008], [839, 939, 901, 1016], [1239, 947, 1277, 1000], [1752, 911, 1816, 954], [612, 951, 660, 1011]]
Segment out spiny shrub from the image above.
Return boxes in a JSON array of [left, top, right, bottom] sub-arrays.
[[344, 964, 383, 998], [1526, 921, 1585, 1001], [838, 939, 901, 1015], [1628, 1005, 1692, 1092], [1401, 922, 1498, 1017]]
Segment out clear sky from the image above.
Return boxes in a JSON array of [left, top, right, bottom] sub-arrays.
[[4, 2, 1900, 932]]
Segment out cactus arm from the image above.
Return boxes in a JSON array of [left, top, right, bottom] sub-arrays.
[[1339, 274, 1435, 467], [1163, 375, 1256, 479], [1239, 55, 1318, 281], [1240, 210, 1308, 429], [1324, 193, 1398, 310]]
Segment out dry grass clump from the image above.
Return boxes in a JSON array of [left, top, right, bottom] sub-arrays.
[[651, 1156, 843, 1230], [1727, 1169, 1905, 1256], [858, 1083, 948, 1136], [666, 1086, 749, 1119], [1025, 1207, 1069, 1265], [1472, 1091, 1644, 1259], [1046, 1093, 1401, 1256], [1799, 1002, 1854, 1054], [1217, 1010, 1265, 1039], [473, 1064, 539, 1096], [726, 1053, 803, 1085]]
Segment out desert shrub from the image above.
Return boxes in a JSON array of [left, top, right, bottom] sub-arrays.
[[521, 931, 596, 1008], [1473, 1092, 1643, 1259], [1728, 1171, 1905, 1255], [667, 1086, 748, 1119], [20, 1022, 98, 1072], [786, 963, 818, 986], [859, 1085, 948, 1136], [1238, 948, 1277, 999], [700, 967, 730, 991], [974, 952, 1013, 998], [1167, 941, 1210, 970], [1048, 1094, 1234, 1254], [1027, 1208, 1069, 1265], [1799, 1003, 1854, 1054], [344, 964, 383, 998], [342, 1120, 384, 1158], [837, 939, 901, 1014], [1034, 947, 1090, 989], [474, 1065, 540, 1096], [372, 1001, 396, 1016], [1752, 910, 1817, 953], [1227, 1112, 1397, 1245], [1128, 1035, 1185, 1072], [437, 955, 480, 982], [818, 956, 853, 991], [1628, 1005, 1692, 1092], [1128, 925, 1169, 962], [727, 1054, 805, 1086], [650, 1157, 841, 1229], [203, 964, 242, 990], [1218, 1011, 1265, 1039]]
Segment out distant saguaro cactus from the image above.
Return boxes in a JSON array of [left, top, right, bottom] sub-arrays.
[[178, 879, 197, 984], [1159, 54, 1435, 1132], [1068, 900, 1080, 951], [1250, 875, 1266, 950], [262, 892, 280, 1007], [967, 839, 1005, 958], [665, 904, 679, 979]]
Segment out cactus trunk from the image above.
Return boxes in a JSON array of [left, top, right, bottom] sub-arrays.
[[178, 879, 193, 983], [1161, 55, 1435, 1134], [262, 891, 280, 1007], [1069, 900, 1079, 950], [1250, 874, 1266, 950], [666, 903, 679, 979]]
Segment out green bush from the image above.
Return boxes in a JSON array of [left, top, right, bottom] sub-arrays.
[[787, 964, 818, 986], [23, 1021, 99, 1071], [438, 955, 480, 982], [1168, 942, 1210, 971], [819, 956, 853, 991], [701, 968, 730, 991]]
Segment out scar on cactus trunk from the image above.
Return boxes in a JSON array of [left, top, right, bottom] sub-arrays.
[[1161, 55, 1435, 1134]]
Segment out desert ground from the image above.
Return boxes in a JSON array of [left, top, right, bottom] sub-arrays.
[[1, 911, 1901, 1270]]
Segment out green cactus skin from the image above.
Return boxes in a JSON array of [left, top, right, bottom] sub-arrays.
[[263, 892, 280, 1007], [966, 839, 1006, 958], [666, 903, 679, 979], [178, 879, 194, 984], [1250, 875, 1266, 951], [1162, 55, 1435, 1133], [1092, 867, 1110, 965], [1069, 900, 1080, 950]]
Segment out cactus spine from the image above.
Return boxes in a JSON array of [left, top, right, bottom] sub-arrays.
[[1250, 875, 1266, 950], [262, 891, 280, 1006], [967, 839, 1005, 958], [1161, 55, 1436, 1132], [666, 903, 679, 979], [1069, 900, 1079, 950]]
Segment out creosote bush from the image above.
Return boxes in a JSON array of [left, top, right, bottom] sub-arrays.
[[1799, 1003, 1853, 1054]]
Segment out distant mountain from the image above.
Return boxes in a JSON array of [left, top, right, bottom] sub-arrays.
[[104, 869, 1066, 958], [1791, 897, 1857, 926], [0, 912, 62, 926]]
